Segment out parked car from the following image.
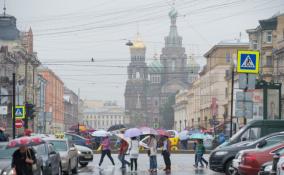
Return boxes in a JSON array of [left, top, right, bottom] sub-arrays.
[[44, 138, 78, 175], [167, 130, 179, 150], [218, 120, 284, 148], [75, 145, 93, 167], [0, 143, 44, 175], [64, 133, 92, 149], [34, 143, 62, 175], [277, 154, 284, 175], [210, 131, 284, 175], [238, 142, 284, 175], [258, 161, 273, 175]]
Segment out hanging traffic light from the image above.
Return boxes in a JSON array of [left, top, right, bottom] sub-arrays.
[[25, 103, 35, 118]]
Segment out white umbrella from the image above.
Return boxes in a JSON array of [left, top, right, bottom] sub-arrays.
[[92, 130, 110, 137], [179, 130, 190, 141]]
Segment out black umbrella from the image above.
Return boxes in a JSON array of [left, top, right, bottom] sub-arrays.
[[107, 124, 126, 132]]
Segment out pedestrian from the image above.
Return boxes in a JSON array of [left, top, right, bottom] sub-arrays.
[[194, 139, 208, 168], [118, 135, 130, 169], [98, 136, 115, 168], [148, 135, 158, 173], [0, 128, 7, 142], [161, 136, 171, 172], [180, 139, 188, 150], [11, 145, 36, 175], [129, 137, 139, 172]]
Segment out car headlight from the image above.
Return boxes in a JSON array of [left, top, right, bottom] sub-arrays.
[[264, 165, 272, 172], [77, 150, 81, 154], [214, 151, 229, 156]]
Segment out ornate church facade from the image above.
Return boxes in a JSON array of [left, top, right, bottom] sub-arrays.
[[124, 8, 200, 128]]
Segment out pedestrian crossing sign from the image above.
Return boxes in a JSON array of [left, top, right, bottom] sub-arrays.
[[237, 50, 259, 74], [13, 106, 25, 119]]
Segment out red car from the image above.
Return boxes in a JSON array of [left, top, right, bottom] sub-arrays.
[[238, 142, 284, 175]]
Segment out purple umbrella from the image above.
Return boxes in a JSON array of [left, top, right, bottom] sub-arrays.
[[139, 127, 158, 135], [124, 128, 142, 138]]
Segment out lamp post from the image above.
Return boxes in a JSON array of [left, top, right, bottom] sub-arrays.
[[179, 120, 182, 132], [184, 119, 187, 129]]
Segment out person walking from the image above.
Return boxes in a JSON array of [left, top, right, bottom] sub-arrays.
[[118, 138, 130, 169], [148, 135, 158, 173], [98, 136, 115, 167], [193, 139, 208, 168], [12, 146, 36, 175], [129, 137, 139, 172], [161, 136, 171, 172]]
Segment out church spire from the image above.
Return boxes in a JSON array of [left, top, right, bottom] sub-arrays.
[[165, 6, 182, 48], [3, 0, 6, 16]]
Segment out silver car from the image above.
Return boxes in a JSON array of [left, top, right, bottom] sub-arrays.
[[75, 145, 93, 167], [44, 138, 78, 175]]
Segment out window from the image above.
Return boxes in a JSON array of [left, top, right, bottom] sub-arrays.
[[265, 31, 272, 43], [266, 56, 273, 67], [265, 135, 284, 147], [151, 74, 160, 83], [225, 52, 231, 63], [252, 40, 258, 50], [171, 60, 175, 71], [240, 127, 261, 141]]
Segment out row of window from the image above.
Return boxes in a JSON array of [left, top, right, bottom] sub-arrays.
[[85, 115, 123, 120]]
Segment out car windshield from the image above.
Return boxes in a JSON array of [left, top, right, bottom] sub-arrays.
[[229, 126, 247, 143], [0, 148, 17, 159], [48, 140, 67, 151]]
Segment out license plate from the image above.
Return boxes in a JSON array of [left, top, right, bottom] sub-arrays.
[[85, 155, 92, 159]]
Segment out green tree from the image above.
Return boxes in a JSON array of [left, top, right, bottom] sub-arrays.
[[159, 94, 176, 129]]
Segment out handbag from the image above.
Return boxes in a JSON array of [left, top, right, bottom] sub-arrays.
[[27, 149, 37, 171]]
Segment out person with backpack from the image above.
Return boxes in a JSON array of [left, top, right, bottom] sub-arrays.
[[193, 139, 208, 168], [118, 138, 130, 169], [161, 136, 171, 172], [148, 135, 158, 173], [129, 137, 139, 172]]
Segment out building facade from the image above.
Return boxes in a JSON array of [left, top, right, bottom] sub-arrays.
[[83, 101, 127, 130], [64, 87, 79, 132], [39, 67, 64, 133], [124, 7, 199, 128]]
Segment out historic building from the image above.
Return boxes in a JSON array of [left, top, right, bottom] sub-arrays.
[[124, 7, 199, 128]]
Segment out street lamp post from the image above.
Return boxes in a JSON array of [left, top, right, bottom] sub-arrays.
[[184, 119, 187, 129], [179, 120, 182, 132]]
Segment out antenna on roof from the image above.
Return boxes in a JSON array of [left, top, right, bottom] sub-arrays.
[[3, 0, 6, 16]]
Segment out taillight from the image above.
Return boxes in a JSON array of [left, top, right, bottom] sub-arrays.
[[242, 154, 257, 166], [86, 139, 91, 145]]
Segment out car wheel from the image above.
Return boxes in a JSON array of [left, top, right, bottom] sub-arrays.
[[225, 160, 235, 175], [79, 162, 88, 167], [71, 159, 78, 174]]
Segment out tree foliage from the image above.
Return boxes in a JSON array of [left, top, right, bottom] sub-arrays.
[[159, 94, 176, 129]]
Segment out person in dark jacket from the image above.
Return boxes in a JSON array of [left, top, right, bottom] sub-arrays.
[[193, 139, 208, 168], [161, 136, 171, 172], [12, 146, 36, 175]]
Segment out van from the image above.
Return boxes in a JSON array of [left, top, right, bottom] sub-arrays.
[[219, 120, 284, 148]]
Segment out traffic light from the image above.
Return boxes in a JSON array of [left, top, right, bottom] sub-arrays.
[[25, 103, 35, 118]]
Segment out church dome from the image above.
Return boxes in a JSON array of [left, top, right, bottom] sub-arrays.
[[131, 33, 145, 49], [148, 54, 163, 74], [187, 55, 200, 73], [168, 7, 178, 18]]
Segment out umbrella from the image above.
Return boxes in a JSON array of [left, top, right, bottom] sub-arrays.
[[107, 124, 126, 132], [124, 128, 142, 138], [139, 127, 158, 135], [178, 130, 190, 141], [7, 136, 45, 148], [92, 130, 110, 137], [189, 133, 206, 140], [115, 134, 130, 143], [156, 129, 170, 137]]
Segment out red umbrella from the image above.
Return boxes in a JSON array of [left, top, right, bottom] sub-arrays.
[[7, 136, 45, 148], [156, 129, 170, 137]]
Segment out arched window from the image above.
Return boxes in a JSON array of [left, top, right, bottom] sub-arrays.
[[171, 60, 175, 71], [136, 72, 140, 79]]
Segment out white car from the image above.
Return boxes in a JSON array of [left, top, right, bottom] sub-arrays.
[[277, 155, 284, 175]]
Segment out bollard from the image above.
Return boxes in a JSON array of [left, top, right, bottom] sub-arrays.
[[270, 153, 280, 175]]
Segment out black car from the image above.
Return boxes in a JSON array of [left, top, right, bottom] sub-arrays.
[[34, 143, 62, 175], [209, 131, 284, 175]]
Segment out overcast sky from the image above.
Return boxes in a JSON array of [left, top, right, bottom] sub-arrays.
[[3, 0, 284, 106]]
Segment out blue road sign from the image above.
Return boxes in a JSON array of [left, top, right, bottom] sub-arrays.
[[237, 50, 259, 74]]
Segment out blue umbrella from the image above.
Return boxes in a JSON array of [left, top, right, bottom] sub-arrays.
[[124, 128, 142, 138], [189, 133, 206, 140]]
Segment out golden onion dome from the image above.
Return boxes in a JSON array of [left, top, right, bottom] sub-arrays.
[[131, 33, 145, 49]]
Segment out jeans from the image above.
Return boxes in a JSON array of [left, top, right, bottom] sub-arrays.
[[195, 154, 208, 167], [118, 154, 130, 168], [162, 150, 171, 170], [150, 155, 157, 170], [130, 158, 137, 171], [99, 150, 115, 166]]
